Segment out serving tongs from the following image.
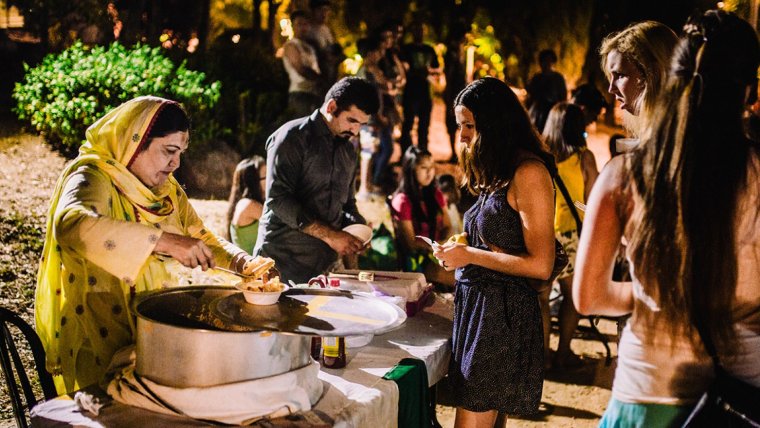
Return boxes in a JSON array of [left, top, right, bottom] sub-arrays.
[[155, 251, 258, 280], [213, 266, 258, 279]]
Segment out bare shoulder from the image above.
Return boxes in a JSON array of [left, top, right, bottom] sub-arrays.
[[510, 157, 554, 210], [513, 157, 552, 187], [593, 155, 635, 220], [596, 155, 628, 193]]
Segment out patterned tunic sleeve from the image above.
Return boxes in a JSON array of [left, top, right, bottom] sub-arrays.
[[174, 185, 245, 269], [54, 165, 162, 284]]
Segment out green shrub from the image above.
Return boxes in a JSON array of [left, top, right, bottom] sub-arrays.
[[12, 41, 222, 157]]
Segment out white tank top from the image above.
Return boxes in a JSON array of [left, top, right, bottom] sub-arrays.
[[614, 153, 760, 405], [282, 38, 321, 94]]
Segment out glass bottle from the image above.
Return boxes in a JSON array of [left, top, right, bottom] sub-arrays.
[[310, 336, 322, 360], [321, 336, 346, 368]]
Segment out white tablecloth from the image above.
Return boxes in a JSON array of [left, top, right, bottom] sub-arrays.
[[31, 294, 454, 427]]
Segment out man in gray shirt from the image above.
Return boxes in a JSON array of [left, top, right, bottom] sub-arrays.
[[254, 77, 380, 283]]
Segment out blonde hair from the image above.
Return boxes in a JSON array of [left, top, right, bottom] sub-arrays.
[[600, 21, 678, 133]]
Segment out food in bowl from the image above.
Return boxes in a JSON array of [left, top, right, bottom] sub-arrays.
[[236, 277, 288, 305], [240, 276, 285, 293], [235, 256, 287, 304], [241, 256, 276, 279]]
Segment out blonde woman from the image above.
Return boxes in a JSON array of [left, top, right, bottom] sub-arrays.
[[576, 11, 760, 426], [600, 21, 677, 135]]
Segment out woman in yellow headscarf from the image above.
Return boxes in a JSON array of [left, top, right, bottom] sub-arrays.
[[36, 96, 254, 394]]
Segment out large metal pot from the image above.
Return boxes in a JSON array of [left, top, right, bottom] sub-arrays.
[[133, 286, 311, 388], [132, 285, 406, 388]]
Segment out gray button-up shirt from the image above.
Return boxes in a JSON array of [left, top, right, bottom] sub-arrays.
[[254, 110, 366, 283]]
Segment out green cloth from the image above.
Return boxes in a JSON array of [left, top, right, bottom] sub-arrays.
[[230, 220, 259, 255], [383, 358, 430, 428]]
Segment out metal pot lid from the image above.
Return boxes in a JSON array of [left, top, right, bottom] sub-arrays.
[[133, 286, 406, 336], [212, 288, 406, 336], [134, 286, 248, 332]]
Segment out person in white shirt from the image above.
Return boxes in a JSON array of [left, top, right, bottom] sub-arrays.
[[282, 10, 323, 118]]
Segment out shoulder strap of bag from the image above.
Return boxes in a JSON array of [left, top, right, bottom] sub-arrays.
[[555, 174, 583, 234]]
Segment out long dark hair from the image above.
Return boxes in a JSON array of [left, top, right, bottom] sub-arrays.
[[629, 10, 760, 350], [542, 102, 587, 162], [225, 155, 266, 240], [454, 77, 556, 194], [395, 146, 441, 239]]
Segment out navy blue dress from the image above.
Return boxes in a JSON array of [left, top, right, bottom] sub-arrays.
[[448, 185, 544, 414]]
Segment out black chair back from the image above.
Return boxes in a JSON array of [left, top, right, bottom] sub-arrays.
[[0, 307, 57, 428]]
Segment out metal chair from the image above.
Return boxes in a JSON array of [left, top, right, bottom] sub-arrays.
[[0, 307, 57, 428], [548, 289, 618, 366]]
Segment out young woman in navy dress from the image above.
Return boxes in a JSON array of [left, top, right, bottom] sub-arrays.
[[435, 77, 557, 427]]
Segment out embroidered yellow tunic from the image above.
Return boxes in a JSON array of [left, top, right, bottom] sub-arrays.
[[35, 96, 244, 394]]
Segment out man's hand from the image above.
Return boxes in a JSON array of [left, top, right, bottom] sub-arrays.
[[303, 221, 366, 255], [154, 232, 215, 271], [326, 230, 365, 256]]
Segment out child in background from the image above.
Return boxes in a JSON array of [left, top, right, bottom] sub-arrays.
[[225, 156, 267, 254], [541, 102, 599, 369], [437, 174, 464, 235], [391, 146, 455, 287]]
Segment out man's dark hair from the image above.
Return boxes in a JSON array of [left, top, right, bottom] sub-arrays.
[[538, 49, 558, 64], [324, 77, 380, 116], [356, 36, 383, 58], [572, 83, 608, 111], [290, 10, 309, 22]]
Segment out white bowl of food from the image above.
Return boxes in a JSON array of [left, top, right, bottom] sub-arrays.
[[235, 279, 288, 305], [342, 223, 372, 245]]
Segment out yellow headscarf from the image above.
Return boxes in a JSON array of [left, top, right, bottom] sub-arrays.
[[35, 96, 182, 385]]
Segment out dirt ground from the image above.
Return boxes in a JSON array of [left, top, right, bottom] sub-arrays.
[[0, 99, 621, 425]]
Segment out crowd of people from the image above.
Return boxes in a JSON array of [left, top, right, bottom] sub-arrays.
[[32, 4, 760, 428]]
